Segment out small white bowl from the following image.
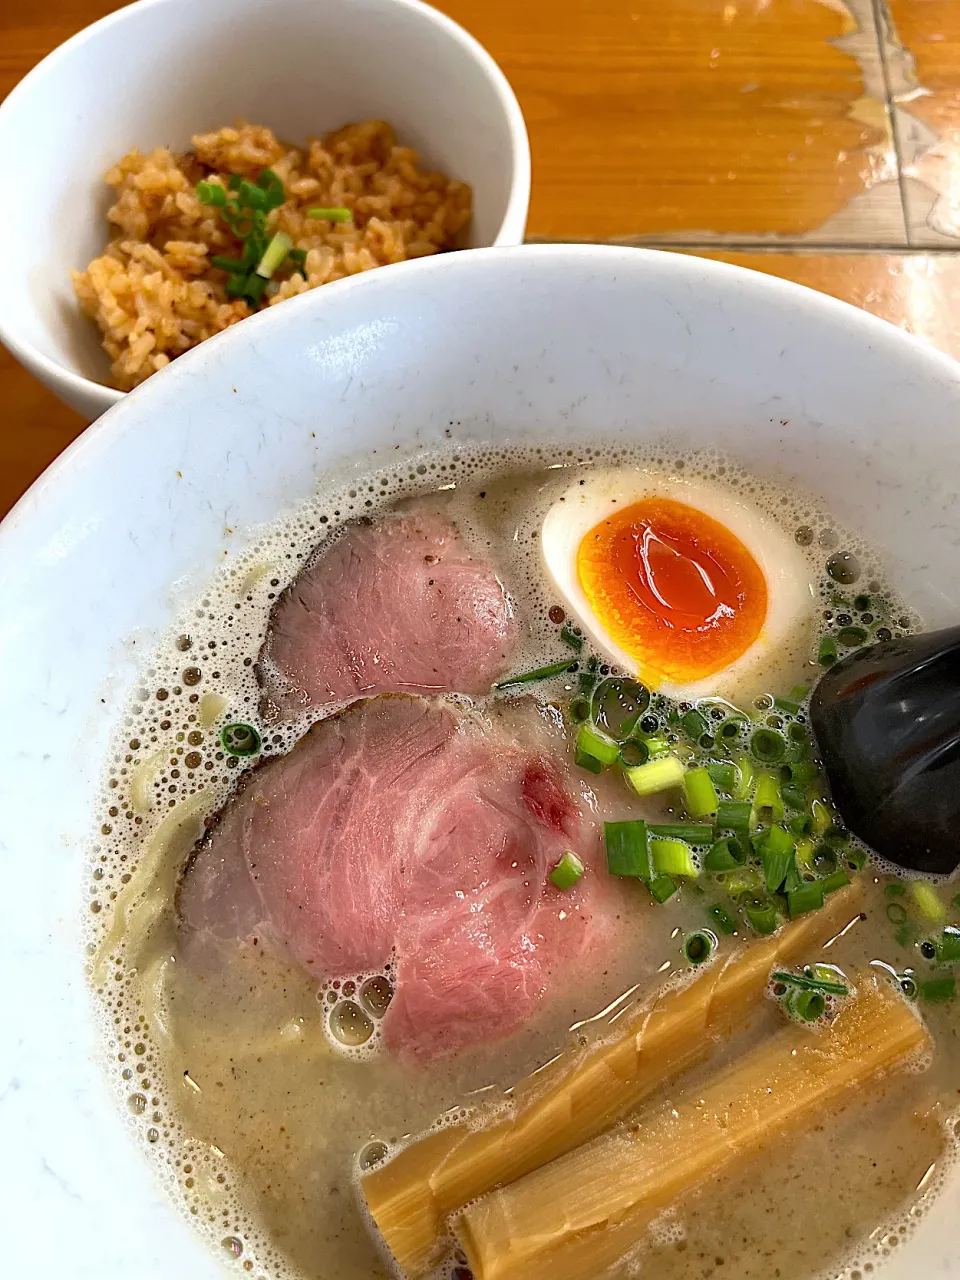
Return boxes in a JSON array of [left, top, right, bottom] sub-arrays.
[[0, 0, 530, 419]]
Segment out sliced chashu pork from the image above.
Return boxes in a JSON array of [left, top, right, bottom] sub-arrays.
[[178, 696, 611, 1063], [258, 506, 517, 720]]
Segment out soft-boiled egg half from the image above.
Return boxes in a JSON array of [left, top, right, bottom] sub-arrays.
[[542, 469, 816, 700]]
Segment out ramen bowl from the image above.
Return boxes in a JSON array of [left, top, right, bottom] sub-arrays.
[[1, 245, 958, 1278]]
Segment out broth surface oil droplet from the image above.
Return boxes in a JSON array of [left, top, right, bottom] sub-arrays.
[[827, 551, 862, 585], [359, 975, 394, 1020], [329, 1000, 374, 1047]]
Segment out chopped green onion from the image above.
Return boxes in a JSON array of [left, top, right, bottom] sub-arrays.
[[210, 254, 248, 273], [781, 760, 819, 786], [788, 812, 813, 837], [772, 969, 849, 996], [708, 902, 737, 934], [794, 837, 815, 875], [288, 247, 307, 269], [559, 624, 582, 651], [683, 929, 717, 965], [885, 901, 908, 925], [715, 799, 752, 835], [744, 897, 779, 934], [853, 594, 872, 611], [718, 718, 743, 742], [256, 168, 285, 208], [783, 857, 804, 894], [787, 881, 824, 919], [787, 722, 810, 747], [723, 867, 763, 899], [750, 728, 786, 764], [818, 634, 838, 667], [228, 173, 243, 191], [788, 987, 826, 1021], [651, 839, 698, 879], [643, 736, 670, 757], [256, 230, 293, 278], [820, 869, 851, 895], [307, 206, 353, 222], [910, 881, 946, 921], [837, 626, 869, 648], [618, 738, 649, 768], [569, 697, 591, 724], [934, 926, 960, 963], [549, 851, 585, 890], [789, 684, 810, 701], [704, 836, 745, 871], [844, 846, 868, 870], [649, 874, 679, 904], [225, 271, 267, 304], [761, 825, 796, 893], [809, 962, 846, 985], [604, 820, 652, 880], [753, 772, 784, 822], [626, 754, 685, 797], [574, 723, 620, 773], [732, 754, 754, 800], [810, 797, 832, 835], [919, 977, 956, 1004], [706, 760, 737, 793], [236, 178, 271, 211], [781, 783, 806, 813], [812, 843, 839, 876], [681, 709, 709, 741], [496, 659, 576, 688], [648, 824, 713, 843], [196, 179, 228, 206], [765, 822, 795, 856], [221, 723, 261, 756], [773, 696, 801, 716], [895, 922, 919, 947], [682, 766, 719, 818], [885, 881, 907, 897]]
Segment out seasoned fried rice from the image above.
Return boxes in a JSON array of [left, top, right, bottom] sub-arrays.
[[72, 120, 472, 390]]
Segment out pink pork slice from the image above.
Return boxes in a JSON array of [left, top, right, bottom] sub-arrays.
[[258, 506, 518, 719], [178, 696, 608, 1063]]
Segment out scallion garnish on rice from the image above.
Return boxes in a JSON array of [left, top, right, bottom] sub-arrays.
[[307, 206, 353, 222], [196, 167, 299, 304]]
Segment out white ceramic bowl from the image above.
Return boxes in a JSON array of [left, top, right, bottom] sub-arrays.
[[2, 245, 959, 1278], [0, 0, 529, 421]]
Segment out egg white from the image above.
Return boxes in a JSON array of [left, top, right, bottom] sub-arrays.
[[541, 468, 817, 701]]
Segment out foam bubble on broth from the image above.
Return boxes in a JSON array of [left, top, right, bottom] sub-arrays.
[[82, 439, 951, 1280]]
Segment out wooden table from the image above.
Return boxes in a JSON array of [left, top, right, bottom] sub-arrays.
[[4, 0, 960, 518]]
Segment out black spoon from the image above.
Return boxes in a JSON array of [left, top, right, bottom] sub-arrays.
[[810, 625, 960, 876]]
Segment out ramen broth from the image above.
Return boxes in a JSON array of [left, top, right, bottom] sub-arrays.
[[86, 445, 960, 1280]]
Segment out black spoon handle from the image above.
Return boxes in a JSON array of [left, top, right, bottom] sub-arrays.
[[810, 625, 960, 876]]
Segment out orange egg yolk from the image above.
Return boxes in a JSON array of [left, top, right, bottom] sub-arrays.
[[576, 497, 767, 686]]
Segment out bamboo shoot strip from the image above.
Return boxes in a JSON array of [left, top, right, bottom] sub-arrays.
[[457, 980, 927, 1280], [361, 886, 862, 1276]]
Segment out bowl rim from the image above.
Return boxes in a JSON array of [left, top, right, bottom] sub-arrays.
[[0, 0, 531, 412], [5, 241, 959, 547]]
